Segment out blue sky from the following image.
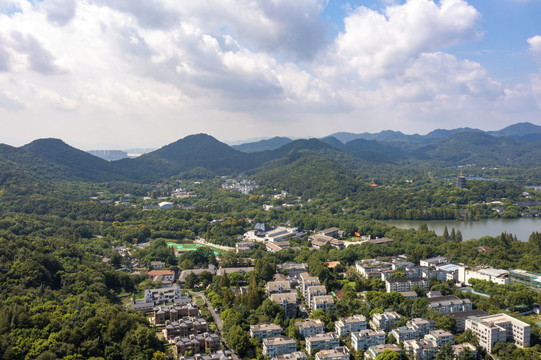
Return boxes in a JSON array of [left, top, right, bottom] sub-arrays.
[[0, 0, 540, 149]]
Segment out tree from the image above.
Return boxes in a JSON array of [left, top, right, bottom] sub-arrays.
[[455, 230, 463, 242], [225, 325, 250, 356], [184, 272, 198, 289], [443, 226, 449, 239], [435, 343, 454, 360], [375, 349, 400, 360]]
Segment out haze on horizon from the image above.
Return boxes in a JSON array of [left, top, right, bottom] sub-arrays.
[[1, 0, 541, 149]]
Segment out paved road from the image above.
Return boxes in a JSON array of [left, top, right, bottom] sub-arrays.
[[190, 291, 239, 360]]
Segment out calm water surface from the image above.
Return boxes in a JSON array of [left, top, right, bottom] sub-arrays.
[[384, 218, 541, 242]]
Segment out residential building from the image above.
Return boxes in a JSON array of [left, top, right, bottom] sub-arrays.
[[465, 313, 530, 353], [364, 344, 402, 360], [335, 315, 367, 337], [295, 319, 325, 338], [403, 340, 438, 360], [458, 266, 509, 285], [424, 330, 454, 348], [392, 261, 415, 270], [270, 293, 300, 319], [165, 317, 208, 339], [311, 295, 334, 313], [365, 237, 393, 245], [390, 326, 419, 343], [355, 260, 393, 278], [178, 349, 230, 360], [420, 256, 449, 268], [266, 281, 292, 296], [154, 303, 199, 324], [279, 262, 309, 276], [267, 241, 291, 253], [351, 330, 386, 351], [399, 291, 418, 300], [427, 295, 473, 314], [306, 333, 339, 354], [449, 310, 489, 332], [250, 323, 282, 340], [452, 343, 477, 359], [422, 269, 447, 282], [315, 346, 349, 360], [311, 235, 345, 250], [300, 273, 321, 297], [369, 312, 401, 332], [509, 269, 541, 290], [175, 333, 221, 355], [131, 301, 155, 312], [385, 277, 430, 293], [318, 227, 343, 238], [147, 269, 176, 283], [406, 318, 435, 337], [236, 241, 256, 253], [145, 285, 183, 305], [274, 352, 307, 360], [436, 263, 460, 281], [263, 337, 297, 357], [150, 261, 165, 269], [307, 286, 327, 305]]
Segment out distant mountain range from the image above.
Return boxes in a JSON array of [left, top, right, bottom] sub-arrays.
[[0, 122, 540, 195]]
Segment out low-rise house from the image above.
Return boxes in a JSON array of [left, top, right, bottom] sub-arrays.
[[267, 241, 291, 253], [351, 330, 385, 351], [452, 343, 477, 359], [154, 303, 199, 324], [355, 260, 393, 278], [420, 256, 449, 268], [403, 340, 438, 360], [465, 313, 530, 353], [364, 344, 402, 360], [145, 285, 183, 305], [165, 317, 208, 339], [335, 315, 367, 337], [150, 261, 166, 269], [399, 291, 418, 300], [449, 309, 489, 332], [131, 301, 155, 312], [178, 349, 230, 360], [266, 281, 292, 296], [295, 319, 325, 338], [369, 311, 401, 332], [390, 326, 419, 344], [270, 293, 300, 319], [311, 295, 334, 313], [274, 352, 308, 360], [385, 277, 430, 293], [427, 295, 473, 314], [279, 262, 309, 276], [458, 266, 509, 285], [306, 333, 339, 354], [318, 227, 343, 238], [406, 318, 435, 337], [175, 332, 221, 355], [250, 323, 282, 340], [424, 330, 454, 348], [307, 286, 327, 306], [262, 337, 297, 357], [236, 241, 256, 252], [314, 346, 349, 360], [147, 269, 176, 284]]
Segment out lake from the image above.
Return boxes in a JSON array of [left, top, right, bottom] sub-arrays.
[[384, 218, 541, 242]]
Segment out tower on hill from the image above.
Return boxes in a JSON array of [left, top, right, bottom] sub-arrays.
[[457, 171, 466, 189]]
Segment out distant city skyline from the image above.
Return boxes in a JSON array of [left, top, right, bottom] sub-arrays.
[[1, 0, 541, 148]]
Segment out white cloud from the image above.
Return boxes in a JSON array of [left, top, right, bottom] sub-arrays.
[[528, 35, 541, 64], [323, 0, 481, 80]]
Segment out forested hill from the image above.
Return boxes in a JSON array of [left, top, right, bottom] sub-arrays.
[[2, 122, 541, 186]]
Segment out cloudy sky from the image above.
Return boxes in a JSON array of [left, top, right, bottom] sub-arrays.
[[1, 0, 540, 149]]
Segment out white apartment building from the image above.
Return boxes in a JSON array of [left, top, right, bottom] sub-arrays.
[[314, 347, 349, 360], [465, 313, 530, 353], [458, 266, 510, 285], [307, 286, 327, 306], [406, 318, 435, 337], [355, 260, 393, 278], [390, 326, 419, 343], [403, 340, 438, 360], [335, 315, 367, 337], [145, 285, 182, 305], [351, 330, 386, 351], [427, 295, 473, 314], [270, 293, 299, 319], [423, 330, 455, 348], [364, 344, 402, 360], [385, 277, 430, 293], [295, 319, 325, 338], [250, 323, 282, 340], [262, 337, 297, 357], [266, 281, 292, 296], [369, 312, 401, 332], [420, 256, 449, 267], [306, 333, 339, 354], [300, 273, 321, 297], [311, 295, 334, 313]]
